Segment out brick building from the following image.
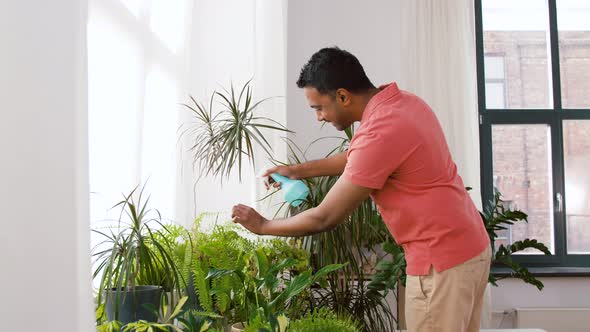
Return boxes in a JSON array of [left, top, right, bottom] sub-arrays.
[[485, 30, 590, 254]]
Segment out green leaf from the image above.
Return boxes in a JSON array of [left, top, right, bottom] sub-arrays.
[[169, 296, 188, 320], [206, 268, 236, 280], [254, 248, 270, 278], [312, 263, 347, 282], [509, 239, 551, 255]]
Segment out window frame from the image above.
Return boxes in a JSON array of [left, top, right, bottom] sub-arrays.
[[475, 0, 590, 271]]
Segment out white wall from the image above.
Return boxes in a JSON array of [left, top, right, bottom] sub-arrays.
[[286, 0, 401, 159], [0, 1, 93, 331], [491, 278, 590, 328]]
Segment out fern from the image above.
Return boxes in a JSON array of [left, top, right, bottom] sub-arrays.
[[211, 276, 231, 314], [288, 307, 359, 332], [192, 257, 213, 312]]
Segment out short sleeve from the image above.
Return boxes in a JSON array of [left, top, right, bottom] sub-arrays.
[[343, 112, 420, 189]]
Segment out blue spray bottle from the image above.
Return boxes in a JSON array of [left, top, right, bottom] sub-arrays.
[[270, 173, 310, 207]]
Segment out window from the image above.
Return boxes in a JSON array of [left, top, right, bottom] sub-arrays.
[[476, 0, 590, 269], [88, 0, 189, 271]]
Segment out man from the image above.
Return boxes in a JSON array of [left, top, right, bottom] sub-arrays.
[[231, 47, 490, 332]]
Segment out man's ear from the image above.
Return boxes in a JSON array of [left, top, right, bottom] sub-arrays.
[[336, 88, 351, 105]]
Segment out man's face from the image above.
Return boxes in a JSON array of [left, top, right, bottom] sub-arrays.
[[303, 87, 353, 131]]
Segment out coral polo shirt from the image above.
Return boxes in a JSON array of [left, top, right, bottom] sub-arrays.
[[343, 83, 489, 276]]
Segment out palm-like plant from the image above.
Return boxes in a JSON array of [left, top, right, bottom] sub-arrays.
[[482, 189, 551, 290], [92, 185, 184, 323], [181, 80, 290, 182], [265, 130, 398, 332]]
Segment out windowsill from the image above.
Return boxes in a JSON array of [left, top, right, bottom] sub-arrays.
[[492, 266, 590, 277]]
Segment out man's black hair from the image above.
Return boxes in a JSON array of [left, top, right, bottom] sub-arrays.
[[296, 47, 375, 95]]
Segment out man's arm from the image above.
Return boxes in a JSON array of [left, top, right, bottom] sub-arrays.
[[263, 151, 347, 180], [231, 176, 372, 237]]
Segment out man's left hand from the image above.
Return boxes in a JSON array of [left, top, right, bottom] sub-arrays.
[[231, 204, 267, 235]]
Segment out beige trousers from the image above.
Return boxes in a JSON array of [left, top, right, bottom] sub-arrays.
[[405, 246, 491, 332]]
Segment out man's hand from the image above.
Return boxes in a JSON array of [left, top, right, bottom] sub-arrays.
[[261, 152, 348, 190], [231, 204, 268, 235], [262, 165, 297, 190], [232, 177, 373, 237]]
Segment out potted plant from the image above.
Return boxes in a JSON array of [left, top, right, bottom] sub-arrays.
[[92, 185, 184, 324], [203, 242, 345, 332], [178, 220, 255, 330], [181, 80, 290, 182], [269, 132, 398, 332]]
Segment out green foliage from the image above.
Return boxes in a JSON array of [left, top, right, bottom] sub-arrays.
[[482, 189, 529, 241], [97, 320, 122, 332], [92, 184, 184, 321], [288, 307, 360, 332], [181, 80, 290, 182], [122, 296, 188, 332], [269, 135, 397, 332], [367, 241, 407, 294], [482, 189, 551, 290], [242, 312, 288, 332], [187, 221, 255, 325], [205, 244, 344, 330], [177, 310, 216, 332], [137, 223, 188, 292]]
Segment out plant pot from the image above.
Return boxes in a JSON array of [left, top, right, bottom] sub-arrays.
[[231, 322, 246, 332], [105, 285, 163, 324]]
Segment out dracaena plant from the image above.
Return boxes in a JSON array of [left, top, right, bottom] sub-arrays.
[[181, 79, 290, 182], [92, 185, 184, 313]]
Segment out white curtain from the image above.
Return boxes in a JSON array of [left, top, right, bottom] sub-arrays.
[[177, 0, 289, 224], [399, 2, 490, 327], [88, 0, 289, 234], [399, 0, 482, 210], [88, 0, 193, 241]]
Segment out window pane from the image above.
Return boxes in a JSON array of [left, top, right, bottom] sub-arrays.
[[482, 0, 553, 109], [492, 124, 555, 254], [557, 1, 590, 108], [485, 56, 506, 79], [564, 120, 590, 254], [485, 82, 506, 108]]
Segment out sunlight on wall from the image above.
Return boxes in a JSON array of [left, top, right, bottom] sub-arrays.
[[150, 0, 187, 53], [142, 67, 179, 221], [88, 5, 141, 227], [119, 0, 141, 17]]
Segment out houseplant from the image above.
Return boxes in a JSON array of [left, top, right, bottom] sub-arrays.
[[268, 131, 398, 332], [203, 241, 345, 331], [92, 185, 184, 324], [178, 220, 255, 329], [181, 80, 290, 182]]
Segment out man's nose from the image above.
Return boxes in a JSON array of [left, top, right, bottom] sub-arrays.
[[316, 111, 324, 122]]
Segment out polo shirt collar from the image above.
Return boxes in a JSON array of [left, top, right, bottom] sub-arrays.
[[362, 82, 401, 122]]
